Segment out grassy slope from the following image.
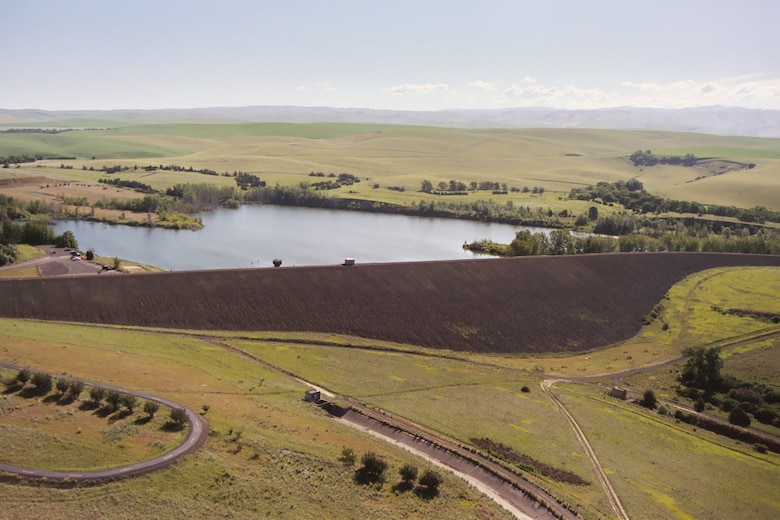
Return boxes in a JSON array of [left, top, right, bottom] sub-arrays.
[[0, 322, 511, 520], [2, 124, 778, 209]]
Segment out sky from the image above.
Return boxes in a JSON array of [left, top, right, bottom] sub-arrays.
[[1, 0, 779, 111]]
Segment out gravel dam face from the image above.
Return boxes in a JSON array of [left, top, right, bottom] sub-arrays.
[[1, 253, 777, 354]]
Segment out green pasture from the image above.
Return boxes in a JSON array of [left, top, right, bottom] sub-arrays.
[[2, 124, 779, 209], [229, 340, 617, 517], [555, 382, 780, 520]]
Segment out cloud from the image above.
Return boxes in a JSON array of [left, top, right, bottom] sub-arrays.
[[502, 82, 616, 108], [621, 76, 780, 107], [384, 83, 452, 96], [469, 80, 495, 91], [295, 85, 307, 91]]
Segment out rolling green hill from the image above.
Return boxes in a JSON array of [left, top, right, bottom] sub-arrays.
[[1, 124, 778, 209]]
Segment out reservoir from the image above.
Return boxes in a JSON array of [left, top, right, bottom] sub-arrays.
[[51, 205, 539, 271]]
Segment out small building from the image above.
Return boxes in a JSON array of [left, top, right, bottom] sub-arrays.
[[609, 387, 628, 400], [304, 389, 321, 402], [343, 258, 355, 266]]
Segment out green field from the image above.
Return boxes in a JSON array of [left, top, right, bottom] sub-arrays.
[[2, 124, 779, 210]]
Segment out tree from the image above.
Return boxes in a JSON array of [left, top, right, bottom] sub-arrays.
[[54, 230, 78, 249], [21, 220, 55, 245], [588, 206, 599, 221], [56, 378, 70, 395], [105, 390, 122, 411], [420, 180, 433, 193], [339, 447, 356, 467], [89, 386, 106, 405], [418, 469, 443, 493], [694, 397, 706, 413], [680, 347, 723, 391], [399, 463, 418, 484], [641, 389, 657, 409], [15, 368, 31, 386], [170, 407, 188, 427], [355, 452, 388, 484], [31, 372, 53, 395], [143, 400, 160, 418], [68, 379, 84, 400], [729, 406, 751, 427], [120, 393, 138, 412]]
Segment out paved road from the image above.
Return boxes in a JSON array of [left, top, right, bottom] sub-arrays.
[[0, 247, 108, 277], [0, 362, 209, 483]]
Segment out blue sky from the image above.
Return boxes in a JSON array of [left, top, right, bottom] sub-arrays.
[[2, 0, 778, 111]]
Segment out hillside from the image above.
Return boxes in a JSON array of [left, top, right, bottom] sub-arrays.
[[0, 253, 776, 353]]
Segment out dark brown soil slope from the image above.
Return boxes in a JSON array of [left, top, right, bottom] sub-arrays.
[[0, 253, 777, 354]]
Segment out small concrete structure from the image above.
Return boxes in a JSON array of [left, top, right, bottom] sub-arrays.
[[609, 387, 628, 400], [304, 389, 321, 402], [343, 258, 355, 266]]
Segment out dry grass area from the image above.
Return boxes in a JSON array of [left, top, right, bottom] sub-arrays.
[[0, 321, 514, 520]]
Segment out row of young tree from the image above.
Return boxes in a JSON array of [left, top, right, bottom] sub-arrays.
[[8, 368, 187, 427]]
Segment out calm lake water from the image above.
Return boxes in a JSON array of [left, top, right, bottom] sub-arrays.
[[51, 205, 541, 271]]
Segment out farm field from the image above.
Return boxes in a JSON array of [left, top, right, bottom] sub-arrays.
[[0, 263, 778, 518], [2, 124, 779, 211]]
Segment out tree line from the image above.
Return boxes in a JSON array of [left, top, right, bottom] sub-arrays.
[[570, 179, 779, 224], [0, 194, 80, 265], [420, 179, 544, 195], [629, 149, 698, 167], [465, 224, 780, 257]]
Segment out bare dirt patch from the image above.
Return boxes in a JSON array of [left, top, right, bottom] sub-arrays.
[[0, 253, 776, 354]]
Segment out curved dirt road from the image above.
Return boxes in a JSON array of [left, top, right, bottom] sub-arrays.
[[0, 362, 208, 483]]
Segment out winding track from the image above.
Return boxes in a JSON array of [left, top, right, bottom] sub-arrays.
[[0, 361, 209, 483]]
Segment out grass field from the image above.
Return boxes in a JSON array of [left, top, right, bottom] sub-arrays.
[[0, 321, 514, 519], [2, 124, 779, 210], [555, 382, 780, 520]]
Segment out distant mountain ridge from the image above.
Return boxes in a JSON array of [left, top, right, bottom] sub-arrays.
[[1, 105, 778, 138]]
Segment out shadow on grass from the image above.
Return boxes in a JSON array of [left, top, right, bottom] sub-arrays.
[[414, 486, 439, 500], [19, 387, 44, 399], [134, 416, 152, 426], [161, 421, 185, 432], [108, 409, 133, 423], [391, 481, 415, 494], [42, 394, 60, 404], [79, 400, 100, 412], [2, 383, 22, 395], [94, 406, 117, 418], [57, 395, 77, 406]]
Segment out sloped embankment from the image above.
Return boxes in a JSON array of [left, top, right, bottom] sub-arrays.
[[0, 253, 776, 354]]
